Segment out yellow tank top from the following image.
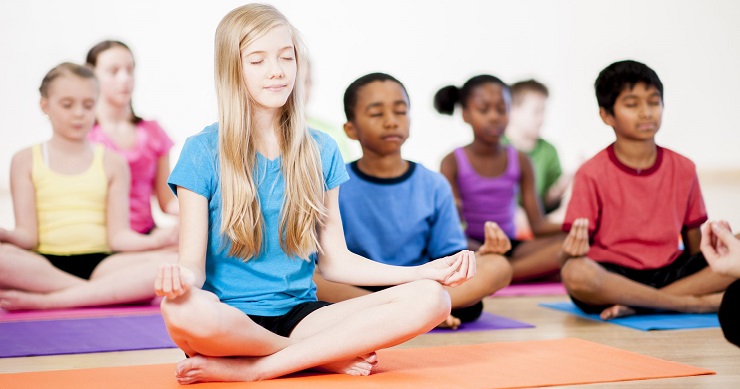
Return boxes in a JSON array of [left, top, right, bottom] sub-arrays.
[[32, 144, 110, 255]]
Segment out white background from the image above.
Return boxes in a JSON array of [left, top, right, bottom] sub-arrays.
[[1, 0, 739, 193]]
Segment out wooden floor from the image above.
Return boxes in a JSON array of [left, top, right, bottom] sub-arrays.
[[1, 172, 739, 387], [1, 295, 739, 388]]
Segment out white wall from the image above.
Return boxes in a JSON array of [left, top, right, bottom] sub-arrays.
[[1, 0, 738, 194]]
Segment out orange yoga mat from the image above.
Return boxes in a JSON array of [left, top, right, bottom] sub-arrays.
[[0, 338, 713, 389]]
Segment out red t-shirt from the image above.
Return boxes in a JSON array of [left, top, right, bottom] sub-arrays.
[[563, 144, 707, 270]]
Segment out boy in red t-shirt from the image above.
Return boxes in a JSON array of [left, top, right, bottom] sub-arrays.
[[560, 60, 734, 320]]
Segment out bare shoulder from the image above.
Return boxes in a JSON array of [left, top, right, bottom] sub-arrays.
[[102, 149, 129, 178], [440, 151, 458, 172], [10, 147, 33, 172]]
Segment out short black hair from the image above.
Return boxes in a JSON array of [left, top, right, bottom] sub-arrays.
[[343, 73, 408, 122], [595, 60, 663, 115], [433, 74, 508, 115]]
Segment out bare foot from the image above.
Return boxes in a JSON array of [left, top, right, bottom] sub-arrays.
[[600, 305, 636, 320], [314, 352, 378, 376], [435, 314, 461, 330], [692, 292, 724, 313], [175, 352, 380, 384], [176, 355, 260, 384], [0, 290, 52, 310]]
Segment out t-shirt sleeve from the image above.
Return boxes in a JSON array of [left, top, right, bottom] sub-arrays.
[[317, 131, 349, 190], [683, 171, 708, 229], [562, 167, 599, 234], [544, 144, 563, 191], [168, 136, 215, 199], [146, 121, 175, 157], [427, 178, 468, 259]]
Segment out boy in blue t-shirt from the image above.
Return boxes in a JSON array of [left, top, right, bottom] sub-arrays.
[[313, 73, 513, 328]]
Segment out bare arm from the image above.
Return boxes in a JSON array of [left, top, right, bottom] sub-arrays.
[[439, 152, 463, 221], [317, 187, 474, 287], [105, 151, 177, 251], [154, 187, 208, 299], [519, 152, 561, 236], [155, 154, 179, 215], [682, 226, 702, 256], [1, 149, 38, 249]]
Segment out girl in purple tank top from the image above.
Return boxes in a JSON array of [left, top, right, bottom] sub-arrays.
[[435, 75, 565, 282]]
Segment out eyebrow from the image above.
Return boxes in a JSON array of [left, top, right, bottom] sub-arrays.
[[244, 46, 295, 56], [364, 101, 408, 111]]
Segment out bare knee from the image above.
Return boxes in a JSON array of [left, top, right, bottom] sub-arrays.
[[405, 280, 451, 323], [160, 291, 221, 339], [0, 244, 23, 283], [477, 254, 513, 293], [561, 258, 601, 296]]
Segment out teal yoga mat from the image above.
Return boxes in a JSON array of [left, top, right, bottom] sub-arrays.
[[540, 301, 719, 331]]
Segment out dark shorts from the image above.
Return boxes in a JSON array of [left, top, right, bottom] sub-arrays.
[[570, 251, 709, 314], [505, 239, 523, 257], [247, 301, 332, 337], [42, 252, 111, 280], [358, 285, 483, 323]]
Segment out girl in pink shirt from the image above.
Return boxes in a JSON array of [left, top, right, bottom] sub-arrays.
[[86, 41, 178, 234]]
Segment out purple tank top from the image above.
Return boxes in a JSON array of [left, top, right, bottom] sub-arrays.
[[454, 145, 520, 241]]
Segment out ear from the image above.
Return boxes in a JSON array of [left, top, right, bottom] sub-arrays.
[[599, 107, 615, 127], [461, 108, 471, 125], [40, 97, 49, 115], [343, 121, 359, 140]]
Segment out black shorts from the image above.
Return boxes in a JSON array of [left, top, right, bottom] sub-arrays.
[[42, 252, 111, 280], [505, 239, 523, 257], [358, 285, 483, 323], [248, 301, 332, 337], [570, 251, 709, 314]]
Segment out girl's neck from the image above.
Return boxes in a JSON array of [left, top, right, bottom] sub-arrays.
[[356, 151, 407, 179], [505, 128, 537, 152], [469, 138, 504, 156], [48, 134, 92, 153], [252, 106, 281, 159], [613, 139, 657, 169], [96, 100, 132, 126]]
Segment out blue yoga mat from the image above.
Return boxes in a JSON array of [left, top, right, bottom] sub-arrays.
[[0, 314, 177, 358], [540, 301, 719, 331]]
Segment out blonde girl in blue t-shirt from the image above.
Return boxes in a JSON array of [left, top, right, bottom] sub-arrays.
[[0, 63, 178, 310], [155, 4, 475, 384]]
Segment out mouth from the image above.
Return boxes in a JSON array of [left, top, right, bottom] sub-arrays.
[[637, 123, 657, 131], [381, 134, 405, 141], [264, 84, 288, 92]]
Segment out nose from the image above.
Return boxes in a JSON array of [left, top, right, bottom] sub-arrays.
[[639, 102, 653, 119], [383, 111, 399, 129], [268, 58, 284, 79]]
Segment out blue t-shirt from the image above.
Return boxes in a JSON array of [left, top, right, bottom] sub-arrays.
[[168, 123, 348, 316], [339, 161, 466, 268]]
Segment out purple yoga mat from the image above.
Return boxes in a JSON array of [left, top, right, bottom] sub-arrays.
[[427, 312, 534, 333], [0, 314, 177, 358], [493, 282, 566, 297], [0, 304, 161, 323]]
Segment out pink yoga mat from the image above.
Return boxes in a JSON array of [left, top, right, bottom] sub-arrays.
[[0, 299, 161, 322], [494, 282, 566, 297]]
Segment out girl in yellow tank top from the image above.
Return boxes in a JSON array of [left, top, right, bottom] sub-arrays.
[[0, 62, 179, 310]]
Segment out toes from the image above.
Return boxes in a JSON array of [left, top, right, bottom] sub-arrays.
[[362, 352, 378, 364]]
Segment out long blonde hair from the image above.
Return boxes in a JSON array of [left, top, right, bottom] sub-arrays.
[[215, 4, 326, 261]]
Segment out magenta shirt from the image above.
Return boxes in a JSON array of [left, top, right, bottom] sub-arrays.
[[88, 120, 174, 233]]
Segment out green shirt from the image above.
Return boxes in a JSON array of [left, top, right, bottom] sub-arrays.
[[503, 137, 562, 208]]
